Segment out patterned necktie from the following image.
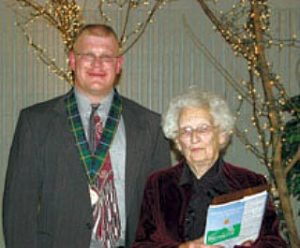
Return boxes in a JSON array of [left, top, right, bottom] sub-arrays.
[[89, 104, 121, 248]]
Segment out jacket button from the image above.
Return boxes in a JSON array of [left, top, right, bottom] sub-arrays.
[[86, 222, 92, 230]]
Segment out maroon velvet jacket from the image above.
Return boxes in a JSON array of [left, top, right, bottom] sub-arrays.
[[133, 160, 287, 248]]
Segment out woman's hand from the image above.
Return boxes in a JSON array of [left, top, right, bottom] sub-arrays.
[[179, 237, 224, 248], [240, 240, 254, 247]]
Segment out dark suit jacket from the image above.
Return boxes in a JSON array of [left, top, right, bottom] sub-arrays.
[[133, 160, 287, 248], [3, 89, 171, 248]]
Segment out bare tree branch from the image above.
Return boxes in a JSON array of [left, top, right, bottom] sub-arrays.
[[234, 127, 265, 162], [285, 146, 300, 176], [120, 0, 165, 55]]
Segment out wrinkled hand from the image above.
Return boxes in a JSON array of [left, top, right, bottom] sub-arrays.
[[179, 237, 224, 248], [240, 240, 254, 247]]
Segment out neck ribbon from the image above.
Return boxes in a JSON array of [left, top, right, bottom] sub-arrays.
[[64, 88, 123, 185]]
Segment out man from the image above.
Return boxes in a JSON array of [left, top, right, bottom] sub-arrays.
[[3, 24, 171, 248]]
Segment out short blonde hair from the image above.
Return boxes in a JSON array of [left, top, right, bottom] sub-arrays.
[[72, 24, 119, 50]]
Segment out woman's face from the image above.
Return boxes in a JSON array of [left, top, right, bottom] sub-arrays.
[[175, 107, 226, 169]]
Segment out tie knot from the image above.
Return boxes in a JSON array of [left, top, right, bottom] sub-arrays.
[[91, 104, 100, 116]]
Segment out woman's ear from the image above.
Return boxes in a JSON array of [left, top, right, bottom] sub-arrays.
[[175, 138, 182, 152], [218, 131, 228, 146]]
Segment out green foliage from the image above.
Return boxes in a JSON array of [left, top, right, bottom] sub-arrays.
[[282, 95, 300, 214]]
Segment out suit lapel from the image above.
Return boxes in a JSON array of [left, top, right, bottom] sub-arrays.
[[51, 90, 91, 186]]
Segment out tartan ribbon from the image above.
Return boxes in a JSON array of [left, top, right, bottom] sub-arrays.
[[64, 88, 123, 185]]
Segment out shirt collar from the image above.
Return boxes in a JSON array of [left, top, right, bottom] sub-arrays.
[[74, 87, 114, 123], [179, 157, 224, 186]]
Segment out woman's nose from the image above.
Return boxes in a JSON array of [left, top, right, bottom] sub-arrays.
[[190, 130, 202, 143]]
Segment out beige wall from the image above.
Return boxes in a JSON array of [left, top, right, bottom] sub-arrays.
[[1, 1, 299, 247]]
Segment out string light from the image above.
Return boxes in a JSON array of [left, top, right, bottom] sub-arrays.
[[11, 1, 299, 179], [11, 0, 171, 84]]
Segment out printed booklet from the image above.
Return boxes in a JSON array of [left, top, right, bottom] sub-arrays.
[[204, 185, 268, 247]]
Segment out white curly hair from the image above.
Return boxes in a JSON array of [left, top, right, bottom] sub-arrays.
[[162, 86, 235, 148]]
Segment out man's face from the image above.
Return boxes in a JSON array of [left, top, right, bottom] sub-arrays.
[[69, 33, 123, 102]]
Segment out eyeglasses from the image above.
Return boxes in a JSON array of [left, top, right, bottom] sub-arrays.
[[176, 124, 216, 140], [74, 52, 119, 64]]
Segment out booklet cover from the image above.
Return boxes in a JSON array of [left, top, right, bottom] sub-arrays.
[[204, 186, 268, 247]]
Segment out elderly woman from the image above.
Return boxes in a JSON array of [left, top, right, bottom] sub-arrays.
[[133, 87, 286, 248]]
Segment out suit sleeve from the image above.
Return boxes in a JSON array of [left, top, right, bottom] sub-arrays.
[[150, 121, 171, 171], [3, 110, 41, 248]]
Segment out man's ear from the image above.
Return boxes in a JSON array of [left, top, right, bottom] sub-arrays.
[[115, 55, 124, 74], [68, 51, 76, 71]]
